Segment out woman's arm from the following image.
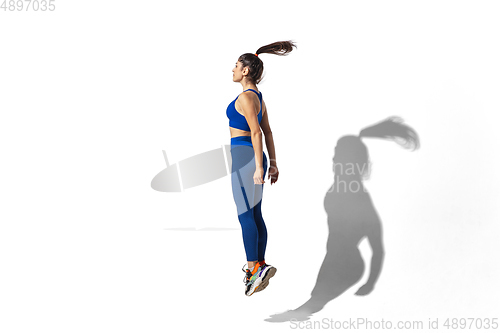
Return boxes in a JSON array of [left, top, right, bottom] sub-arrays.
[[260, 100, 276, 166], [237, 93, 265, 183], [260, 100, 279, 184], [355, 221, 385, 295]]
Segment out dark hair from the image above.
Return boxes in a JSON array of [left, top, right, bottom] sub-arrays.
[[238, 40, 297, 85]]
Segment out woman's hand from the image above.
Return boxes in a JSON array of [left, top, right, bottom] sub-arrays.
[[254, 167, 265, 184], [268, 164, 279, 185]]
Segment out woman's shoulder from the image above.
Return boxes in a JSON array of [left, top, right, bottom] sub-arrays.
[[236, 91, 255, 103]]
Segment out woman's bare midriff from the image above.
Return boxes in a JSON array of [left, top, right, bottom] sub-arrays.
[[229, 127, 251, 138]]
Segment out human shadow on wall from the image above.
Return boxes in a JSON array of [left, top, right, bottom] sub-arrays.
[[265, 116, 420, 322]]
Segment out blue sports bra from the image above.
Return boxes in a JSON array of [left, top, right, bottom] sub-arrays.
[[226, 89, 262, 132]]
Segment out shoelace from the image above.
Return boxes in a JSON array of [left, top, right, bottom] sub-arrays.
[[241, 262, 269, 283], [242, 264, 253, 283]]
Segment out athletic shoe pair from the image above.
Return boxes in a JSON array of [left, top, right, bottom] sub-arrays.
[[242, 260, 277, 296]]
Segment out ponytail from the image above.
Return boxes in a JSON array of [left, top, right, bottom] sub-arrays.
[[359, 116, 420, 151], [255, 40, 297, 56], [238, 40, 297, 85]]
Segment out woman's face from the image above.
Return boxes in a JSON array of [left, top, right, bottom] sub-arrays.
[[232, 60, 246, 82]]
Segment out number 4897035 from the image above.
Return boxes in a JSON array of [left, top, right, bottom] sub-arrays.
[[1, 0, 56, 11]]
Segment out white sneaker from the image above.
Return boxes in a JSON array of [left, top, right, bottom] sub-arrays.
[[242, 263, 265, 296]]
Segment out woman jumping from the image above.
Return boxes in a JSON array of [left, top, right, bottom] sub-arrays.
[[226, 40, 297, 296]]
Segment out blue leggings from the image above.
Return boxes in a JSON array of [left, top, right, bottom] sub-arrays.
[[230, 136, 268, 262]]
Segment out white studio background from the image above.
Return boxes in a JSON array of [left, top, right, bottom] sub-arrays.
[[1, 1, 499, 332]]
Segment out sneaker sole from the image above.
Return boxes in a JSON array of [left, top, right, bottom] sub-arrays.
[[255, 279, 269, 292], [254, 267, 277, 293], [246, 278, 262, 296]]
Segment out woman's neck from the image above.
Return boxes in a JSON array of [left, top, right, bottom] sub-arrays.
[[240, 81, 258, 92]]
